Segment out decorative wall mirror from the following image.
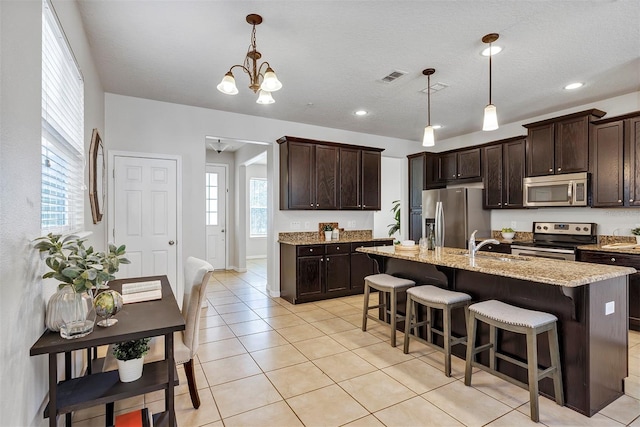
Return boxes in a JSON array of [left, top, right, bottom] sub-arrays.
[[88, 128, 105, 224]]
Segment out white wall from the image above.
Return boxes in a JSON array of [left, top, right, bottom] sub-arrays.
[[246, 164, 268, 258], [373, 157, 405, 240], [0, 1, 104, 425]]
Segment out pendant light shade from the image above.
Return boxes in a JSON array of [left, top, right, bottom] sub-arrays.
[[482, 33, 499, 131], [256, 90, 275, 104], [422, 68, 436, 147], [216, 72, 239, 95]]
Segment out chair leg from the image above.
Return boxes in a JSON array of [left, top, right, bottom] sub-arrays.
[[489, 325, 497, 371], [426, 306, 432, 343], [362, 283, 370, 332], [443, 305, 452, 377], [464, 312, 476, 386], [548, 325, 565, 406], [526, 330, 540, 422], [403, 294, 412, 354], [184, 359, 201, 409], [390, 290, 397, 347]]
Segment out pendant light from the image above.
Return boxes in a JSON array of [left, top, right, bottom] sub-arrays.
[[422, 68, 436, 147], [482, 33, 499, 131]]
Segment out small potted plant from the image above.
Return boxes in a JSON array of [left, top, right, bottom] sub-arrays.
[[112, 338, 151, 382], [632, 227, 640, 245], [323, 224, 333, 241], [501, 227, 515, 240]]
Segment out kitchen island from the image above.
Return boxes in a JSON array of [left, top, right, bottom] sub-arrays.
[[357, 245, 635, 417]]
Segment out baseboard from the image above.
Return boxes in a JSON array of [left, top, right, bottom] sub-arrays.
[[246, 255, 267, 260], [267, 288, 280, 298], [231, 266, 247, 273]]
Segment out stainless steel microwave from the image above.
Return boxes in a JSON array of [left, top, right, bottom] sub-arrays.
[[523, 172, 588, 207]]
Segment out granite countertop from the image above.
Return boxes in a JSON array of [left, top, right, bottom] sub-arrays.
[[356, 245, 635, 288], [279, 236, 393, 246], [577, 243, 640, 255]]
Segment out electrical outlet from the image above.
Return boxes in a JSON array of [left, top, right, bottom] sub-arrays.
[[511, 221, 517, 229], [348, 221, 356, 228], [290, 221, 301, 230], [605, 301, 615, 315]]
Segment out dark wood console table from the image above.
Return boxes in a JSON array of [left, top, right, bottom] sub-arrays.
[[30, 276, 185, 427]]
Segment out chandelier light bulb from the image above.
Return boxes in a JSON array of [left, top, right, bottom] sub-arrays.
[[423, 125, 435, 147], [217, 72, 239, 95], [256, 90, 275, 104], [483, 104, 499, 131], [261, 67, 282, 92]]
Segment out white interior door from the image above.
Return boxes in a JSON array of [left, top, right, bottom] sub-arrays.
[[113, 155, 178, 291], [206, 165, 227, 270]]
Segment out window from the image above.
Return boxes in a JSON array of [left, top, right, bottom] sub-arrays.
[[250, 178, 267, 237], [205, 172, 219, 225], [41, 0, 84, 233]]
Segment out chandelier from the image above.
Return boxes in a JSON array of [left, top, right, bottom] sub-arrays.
[[216, 14, 282, 104]]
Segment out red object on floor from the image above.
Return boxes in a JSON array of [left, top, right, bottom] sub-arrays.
[[115, 408, 150, 427]]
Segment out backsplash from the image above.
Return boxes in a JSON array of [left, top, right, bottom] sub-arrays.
[[279, 229, 373, 243]]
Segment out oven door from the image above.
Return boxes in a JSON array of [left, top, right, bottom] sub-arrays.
[[511, 245, 575, 261]]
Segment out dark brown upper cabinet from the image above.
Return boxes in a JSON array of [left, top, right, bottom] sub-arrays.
[[436, 148, 481, 182], [278, 136, 383, 210], [590, 112, 640, 207], [482, 136, 526, 209], [524, 109, 606, 177]]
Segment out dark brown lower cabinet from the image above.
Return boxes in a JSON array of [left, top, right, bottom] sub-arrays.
[[281, 240, 392, 304], [578, 249, 640, 331]]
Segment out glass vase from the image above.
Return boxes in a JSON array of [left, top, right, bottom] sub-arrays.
[[59, 287, 96, 339]]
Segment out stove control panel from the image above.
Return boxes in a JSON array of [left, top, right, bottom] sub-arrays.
[[533, 222, 596, 236]]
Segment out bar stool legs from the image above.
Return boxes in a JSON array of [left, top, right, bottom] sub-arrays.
[[465, 300, 564, 422]]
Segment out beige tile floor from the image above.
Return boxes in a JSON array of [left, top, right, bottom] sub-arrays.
[[74, 258, 640, 426]]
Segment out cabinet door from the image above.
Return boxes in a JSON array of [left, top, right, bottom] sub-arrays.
[[504, 139, 526, 208], [457, 148, 481, 179], [287, 142, 315, 209], [408, 154, 425, 210], [526, 123, 555, 176], [361, 150, 381, 210], [297, 256, 323, 297], [339, 148, 361, 209], [409, 208, 423, 242], [627, 116, 640, 207], [439, 153, 457, 181], [425, 153, 444, 189], [483, 145, 503, 209], [315, 145, 339, 209], [325, 254, 350, 293], [350, 242, 376, 291], [591, 120, 624, 207], [555, 115, 590, 174]]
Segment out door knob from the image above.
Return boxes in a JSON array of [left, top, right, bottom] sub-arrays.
[[168, 240, 175, 245], [221, 229, 225, 233]]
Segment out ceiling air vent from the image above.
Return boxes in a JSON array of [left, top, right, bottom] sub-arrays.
[[420, 82, 449, 93], [380, 70, 408, 83]]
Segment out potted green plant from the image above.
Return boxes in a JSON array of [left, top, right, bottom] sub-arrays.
[[632, 227, 640, 244], [501, 227, 515, 240], [34, 233, 130, 338], [112, 338, 151, 382], [387, 200, 400, 238], [323, 224, 333, 241]]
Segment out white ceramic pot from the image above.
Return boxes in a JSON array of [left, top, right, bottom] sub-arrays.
[[117, 357, 144, 382], [324, 231, 332, 241], [501, 232, 515, 240]]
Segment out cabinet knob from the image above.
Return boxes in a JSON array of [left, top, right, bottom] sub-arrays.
[[326, 257, 330, 262], [452, 174, 456, 178], [611, 258, 616, 262], [631, 199, 634, 202], [336, 247, 340, 250], [458, 173, 461, 177], [505, 203, 508, 206], [549, 168, 553, 172], [558, 167, 562, 171], [310, 249, 313, 252], [618, 200, 622, 203], [310, 203, 313, 207], [316, 203, 319, 207], [498, 203, 501, 206]]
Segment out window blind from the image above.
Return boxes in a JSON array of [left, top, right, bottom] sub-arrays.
[[41, 0, 84, 233]]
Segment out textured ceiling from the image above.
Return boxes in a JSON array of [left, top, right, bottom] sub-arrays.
[[76, 0, 640, 148]]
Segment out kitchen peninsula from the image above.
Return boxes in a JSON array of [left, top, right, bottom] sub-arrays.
[[357, 245, 635, 417]]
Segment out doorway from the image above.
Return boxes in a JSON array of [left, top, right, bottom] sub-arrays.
[[205, 164, 228, 270]]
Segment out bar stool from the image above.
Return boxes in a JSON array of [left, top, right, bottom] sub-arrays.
[[362, 274, 415, 347], [403, 285, 471, 377], [464, 300, 564, 422]]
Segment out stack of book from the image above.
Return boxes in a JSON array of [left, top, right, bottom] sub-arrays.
[[121, 280, 162, 304]]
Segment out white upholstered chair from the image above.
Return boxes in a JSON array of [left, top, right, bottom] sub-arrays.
[[104, 256, 214, 409]]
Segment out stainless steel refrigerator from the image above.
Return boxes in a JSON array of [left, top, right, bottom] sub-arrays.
[[422, 188, 491, 249]]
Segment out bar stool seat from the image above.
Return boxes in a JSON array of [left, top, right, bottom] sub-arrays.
[[403, 285, 471, 376], [362, 274, 415, 347], [464, 300, 564, 422]]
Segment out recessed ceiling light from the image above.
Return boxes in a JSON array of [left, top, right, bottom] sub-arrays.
[[481, 45, 502, 56], [354, 110, 368, 116], [564, 82, 584, 90], [432, 125, 443, 129]]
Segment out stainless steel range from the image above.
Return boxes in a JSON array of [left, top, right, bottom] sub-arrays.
[[511, 222, 597, 261]]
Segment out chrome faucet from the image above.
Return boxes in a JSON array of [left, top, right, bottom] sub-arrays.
[[468, 230, 500, 260]]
